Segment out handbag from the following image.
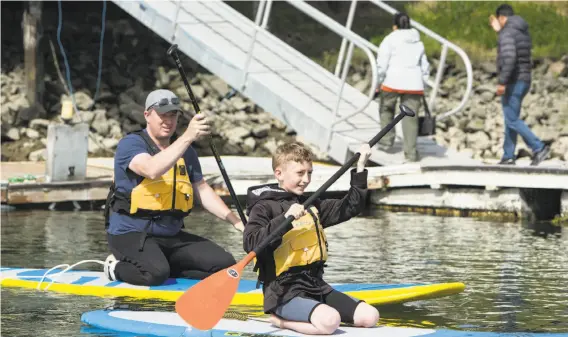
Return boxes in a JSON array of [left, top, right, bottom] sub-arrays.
[[418, 95, 436, 136]]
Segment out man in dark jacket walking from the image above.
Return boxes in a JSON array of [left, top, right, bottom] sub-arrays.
[[490, 4, 550, 166]]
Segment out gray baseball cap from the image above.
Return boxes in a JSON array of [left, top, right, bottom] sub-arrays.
[[144, 89, 182, 113]]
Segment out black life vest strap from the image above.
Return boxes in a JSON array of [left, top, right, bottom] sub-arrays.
[[134, 129, 160, 156], [306, 207, 327, 270], [138, 220, 152, 252], [104, 182, 116, 229], [253, 259, 263, 289]]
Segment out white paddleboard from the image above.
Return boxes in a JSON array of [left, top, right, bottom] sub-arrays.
[[80, 309, 566, 337]]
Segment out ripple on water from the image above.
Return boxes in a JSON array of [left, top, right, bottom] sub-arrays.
[[1, 209, 567, 336]]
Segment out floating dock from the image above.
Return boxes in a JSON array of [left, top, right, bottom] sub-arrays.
[[1, 157, 567, 221]]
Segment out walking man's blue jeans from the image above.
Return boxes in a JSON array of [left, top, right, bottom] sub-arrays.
[[501, 81, 544, 160]]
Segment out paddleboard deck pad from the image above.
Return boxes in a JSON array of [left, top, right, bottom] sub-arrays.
[[0, 267, 464, 306], [80, 310, 566, 337]]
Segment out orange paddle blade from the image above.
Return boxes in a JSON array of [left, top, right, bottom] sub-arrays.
[[175, 252, 256, 331]]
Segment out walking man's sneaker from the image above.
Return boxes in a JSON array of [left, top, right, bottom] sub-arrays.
[[531, 145, 551, 166], [104, 254, 118, 281], [498, 158, 516, 165]]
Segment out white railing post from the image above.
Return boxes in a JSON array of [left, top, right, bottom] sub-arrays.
[[326, 34, 356, 151], [241, 0, 266, 91], [437, 46, 473, 120], [254, 0, 266, 24], [171, 0, 181, 42], [261, 0, 272, 29], [428, 43, 448, 111], [334, 0, 358, 77]]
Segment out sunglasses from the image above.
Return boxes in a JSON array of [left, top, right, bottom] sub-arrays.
[[148, 97, 180, 110]]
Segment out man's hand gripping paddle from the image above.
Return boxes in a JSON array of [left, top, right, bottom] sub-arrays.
[[174, 102, 416, 331]]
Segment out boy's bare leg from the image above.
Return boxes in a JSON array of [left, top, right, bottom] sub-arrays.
[[353, 302, 380, 327], [270, 304, 341, 335]]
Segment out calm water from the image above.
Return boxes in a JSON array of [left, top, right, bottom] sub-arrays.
[[1, 208, 568, 336]]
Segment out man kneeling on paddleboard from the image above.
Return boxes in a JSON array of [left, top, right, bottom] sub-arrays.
[[243, 141, 380, 334], [103, 89, 244, 286]]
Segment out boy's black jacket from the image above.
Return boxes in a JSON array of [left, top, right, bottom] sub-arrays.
[[243, 168, 368, 313]]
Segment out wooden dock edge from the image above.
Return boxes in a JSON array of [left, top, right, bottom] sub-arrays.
[[370, 187, 568, 222], [2, 158, 567, 221]]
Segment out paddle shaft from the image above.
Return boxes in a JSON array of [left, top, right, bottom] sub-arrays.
[[252, 109, 412, 256], [167, 44, 247, 225]]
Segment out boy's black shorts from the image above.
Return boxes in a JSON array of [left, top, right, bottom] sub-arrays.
[[272, 290, 363, 324]]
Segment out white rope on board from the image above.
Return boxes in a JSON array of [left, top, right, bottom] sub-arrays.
[[36, 259, 105, 291]]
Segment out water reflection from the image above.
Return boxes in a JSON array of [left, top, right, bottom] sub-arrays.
[[1, 208, 567, 336]]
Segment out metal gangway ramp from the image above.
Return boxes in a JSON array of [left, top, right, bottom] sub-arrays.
[[113, 0, 478, 166]]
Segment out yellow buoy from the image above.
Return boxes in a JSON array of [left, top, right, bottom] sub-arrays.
[[61, 99, 74, 121]]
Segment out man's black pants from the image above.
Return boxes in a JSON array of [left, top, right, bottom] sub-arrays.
[[107, 231, 236, 286]]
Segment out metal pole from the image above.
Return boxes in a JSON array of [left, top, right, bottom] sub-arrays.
[[428, 43, 448, 112], [261, 0, 273, 29], [171, 0, 182, 42], [241, 0, 266, 91], [326, 37, 355, 152], [334, 0, 357, 77]]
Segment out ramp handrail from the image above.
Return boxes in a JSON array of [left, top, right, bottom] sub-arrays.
[[254, 0, 473, 122], [364, 0, 473, 121], [247, 0, 378, 152]]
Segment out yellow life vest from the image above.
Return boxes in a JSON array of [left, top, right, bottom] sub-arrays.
[[129, 157, 194, 216], [273, 206, 328, 276], [104, 130, 194, 224]]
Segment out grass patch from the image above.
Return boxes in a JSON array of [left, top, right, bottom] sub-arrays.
[[551, 214, 568, 226], [405, 1, 568, 64]]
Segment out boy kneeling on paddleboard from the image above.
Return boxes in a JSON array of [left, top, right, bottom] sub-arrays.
[[243, 141, 380, 334]]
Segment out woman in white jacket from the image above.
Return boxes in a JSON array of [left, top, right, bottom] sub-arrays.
[[376, 12, 430, 162]]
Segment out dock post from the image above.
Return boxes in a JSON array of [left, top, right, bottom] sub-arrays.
[[519, 188, 562, 221], [46, 123, 89, 182], [23, 1, 45, 109]]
